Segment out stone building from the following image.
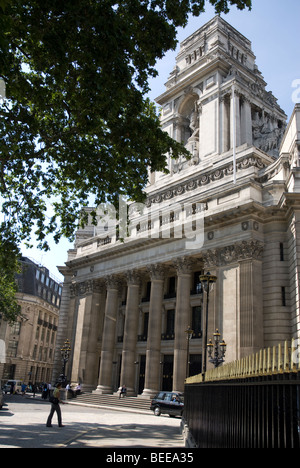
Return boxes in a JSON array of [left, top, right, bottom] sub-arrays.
[[52, 16, 300, 396], [0, 257, 62, 385]]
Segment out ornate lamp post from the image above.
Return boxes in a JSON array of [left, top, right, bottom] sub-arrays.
[[207, 329, 227, 368], [59, 339, 71, 384], [185, 326, 194, 378], [199, 272, 217, 376]]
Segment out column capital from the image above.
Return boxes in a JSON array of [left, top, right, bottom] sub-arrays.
[[69, 279, 93, 297], [174, 256, 197, 275], [202, 240, 264, 268], [147, 263, 168, 281], [105, 274, 123, 291], [69, 279, 107, 296], [126, 270, 142, 286], [93, 279, 106, 294]]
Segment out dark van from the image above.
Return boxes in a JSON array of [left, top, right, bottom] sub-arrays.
[[150, 391, 184, 417]]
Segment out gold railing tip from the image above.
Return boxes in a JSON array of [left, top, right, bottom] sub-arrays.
[[185, 338, 300, 385]]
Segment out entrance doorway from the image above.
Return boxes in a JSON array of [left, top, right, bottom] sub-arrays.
[[138, 355, 146, 394], [162, 355, 173, 391]]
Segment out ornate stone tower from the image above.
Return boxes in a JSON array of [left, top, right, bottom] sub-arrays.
[[151, 16, 286, 184]]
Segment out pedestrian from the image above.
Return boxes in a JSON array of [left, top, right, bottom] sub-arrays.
[[119, 384, 127, 399], [46, 383, 65, 428], [42, 383, 48, 400], [21, 383, 27, 396], [66, 383, 75, 398]]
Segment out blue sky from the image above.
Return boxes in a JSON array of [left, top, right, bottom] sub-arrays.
[[21, 0, 300, 281]]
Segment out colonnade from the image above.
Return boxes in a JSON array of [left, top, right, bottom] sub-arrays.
[[95, 257, 200, 397], [53, 240, 265, 397]]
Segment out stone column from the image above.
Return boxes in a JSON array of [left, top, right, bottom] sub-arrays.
[[240, 96, 252, 145], [95, 275, 121, 394], [120, 271, 141, 395], [231, 89, 241, 148], [238, 242, 264, 357], [218, 240, 264, 359], [52, 267, 76, 385], [220, 96, 230, 153], [70, 280, 94, 385], [142, 264, 166, 398], [83, 280, 106, 391], [288, 210, 300, 339], [173, 257, 193, 393]]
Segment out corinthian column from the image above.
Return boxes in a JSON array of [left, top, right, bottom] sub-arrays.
[[95, 275, 121, 394], [120, 271, 141, 395], [173, 257, 194, 392], [231, 88, 241, 147], [142, 264, 166, 398], [84, 280, 106, 391]]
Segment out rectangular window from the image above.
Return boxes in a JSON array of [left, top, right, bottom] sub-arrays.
[[7, 340, 18, 358], [169, 277, 176, 294], [166, 309, 175, 338], [10, 321, 21, 335], [192, 306, 202, 338], [280, 242, 284, 261], [281, 287, 286, 306], [192, 271, 203, 295]]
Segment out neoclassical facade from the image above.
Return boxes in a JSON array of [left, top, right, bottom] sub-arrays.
[[53, 16, 300, 396]]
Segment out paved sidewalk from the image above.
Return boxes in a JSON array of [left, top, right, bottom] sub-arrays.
[[0, 394, 185, 449]]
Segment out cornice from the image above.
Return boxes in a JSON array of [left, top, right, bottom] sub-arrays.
[[278, 192, 300, 215], [146, 152, 268, 209], [255, 154, 290, 184]]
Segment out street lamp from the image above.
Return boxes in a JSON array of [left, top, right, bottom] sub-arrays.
[[60, 339, 71, 385], [185, 326, 194, 378], [199, 272, 217, 376], [207, 329, 227, 368]]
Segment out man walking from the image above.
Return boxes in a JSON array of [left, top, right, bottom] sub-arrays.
[[46, 383, 65, 428]]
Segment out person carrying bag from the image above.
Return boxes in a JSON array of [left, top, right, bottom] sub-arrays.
[[46, 383, 65, 428]]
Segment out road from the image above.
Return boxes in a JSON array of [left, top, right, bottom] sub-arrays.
[[0, 394, 185, 449]]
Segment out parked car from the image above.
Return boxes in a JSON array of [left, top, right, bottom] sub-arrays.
[[0, 388, 4, 409], [150, 391, 184, 417], [3, 380, 22, 394]]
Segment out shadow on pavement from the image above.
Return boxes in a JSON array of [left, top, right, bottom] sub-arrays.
[[0, 420, 182, 448], [0, 394, 183, 448]]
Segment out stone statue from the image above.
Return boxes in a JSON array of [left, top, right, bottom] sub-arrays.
[[252, 112, 284, 157], [186, 103, 200, 164]]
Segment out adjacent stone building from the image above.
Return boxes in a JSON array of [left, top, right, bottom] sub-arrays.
[[52, 16, 300, 396], [0, 257, 62, 385]]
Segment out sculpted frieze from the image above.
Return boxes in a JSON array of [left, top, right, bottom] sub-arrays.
[[146, 155, 267, 208]]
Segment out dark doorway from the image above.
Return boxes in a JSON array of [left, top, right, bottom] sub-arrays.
[[189, 354, 202, 377], [162, 355, 173, 391], [138, 355, 146, 394]]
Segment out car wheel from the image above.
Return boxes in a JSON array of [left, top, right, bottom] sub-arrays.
[[154, 406, 161, 416]]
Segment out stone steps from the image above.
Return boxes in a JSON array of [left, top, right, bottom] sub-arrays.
[[71, 393, 152, 412]]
